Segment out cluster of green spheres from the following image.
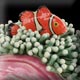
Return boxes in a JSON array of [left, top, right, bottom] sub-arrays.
[[0, 20, 80, 80]]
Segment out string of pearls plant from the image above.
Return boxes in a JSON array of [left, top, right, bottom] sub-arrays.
[[0, 19, 79, 80]]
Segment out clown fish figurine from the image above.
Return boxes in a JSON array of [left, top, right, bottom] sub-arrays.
[[7, 6, 67, 37], [19, 6, 67, 35]]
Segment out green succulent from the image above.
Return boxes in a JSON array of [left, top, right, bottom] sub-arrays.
[[0, 20, 80, 80]]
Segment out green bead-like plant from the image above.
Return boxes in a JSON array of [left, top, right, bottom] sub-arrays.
[[0, 20, 79, 80]]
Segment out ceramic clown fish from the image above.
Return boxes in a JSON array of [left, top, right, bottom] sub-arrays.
[[19, 6, 67, 35]]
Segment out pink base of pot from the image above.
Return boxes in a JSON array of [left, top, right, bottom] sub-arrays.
[[0, 55, 63, 80]]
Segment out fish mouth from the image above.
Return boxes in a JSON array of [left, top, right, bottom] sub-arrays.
[[61, 27, 68, 35]]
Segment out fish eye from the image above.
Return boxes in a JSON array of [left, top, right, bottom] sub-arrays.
[[54, 22, 59, 27]]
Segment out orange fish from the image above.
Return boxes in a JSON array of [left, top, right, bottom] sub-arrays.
[[20, 6, 67, 35]]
